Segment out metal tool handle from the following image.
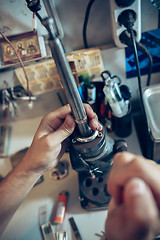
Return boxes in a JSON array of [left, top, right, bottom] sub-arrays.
[[40, 17, 92, 137], [26, 0, 92, 137], [42, 0, 64, 39]]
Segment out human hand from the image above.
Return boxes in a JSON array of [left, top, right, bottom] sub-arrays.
[[105, 152, 160, 240], [22, 104, 102, 174]]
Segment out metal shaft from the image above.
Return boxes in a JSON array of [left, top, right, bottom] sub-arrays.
[[43, 18, 92, 137], [42, 0, 64, 39]]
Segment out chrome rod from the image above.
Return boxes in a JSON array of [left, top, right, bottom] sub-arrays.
[[42, 18, 92, 137], [42, 0, 64, 39]]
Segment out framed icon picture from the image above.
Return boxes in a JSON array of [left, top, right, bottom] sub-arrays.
[[0, 31, 42, 66]]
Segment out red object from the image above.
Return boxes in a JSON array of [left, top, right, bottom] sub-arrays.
[[100, 103, 106, 117], [53, 192, 68, 224]]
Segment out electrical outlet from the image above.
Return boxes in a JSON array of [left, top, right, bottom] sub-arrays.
[[109, 0, 141, 47]]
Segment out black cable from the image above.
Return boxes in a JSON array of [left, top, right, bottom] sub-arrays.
[[36, 12, 43, 22], [129, 30, 143, 100], [136, 42, 153, 86], [82, 0, 96, 49], [119, 30, 153, 86], [128, 28, 148, 127], [158, 9, 160, 28]]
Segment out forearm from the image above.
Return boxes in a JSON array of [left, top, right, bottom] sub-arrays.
[[0, 157, 41, 236], [0, 104, 100, 236]]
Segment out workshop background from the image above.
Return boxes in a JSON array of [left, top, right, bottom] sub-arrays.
[[0, 1, 160, 240], [0, 0, 159, 120]]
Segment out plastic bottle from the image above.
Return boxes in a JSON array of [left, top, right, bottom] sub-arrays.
[[103, 85, 122, 117]]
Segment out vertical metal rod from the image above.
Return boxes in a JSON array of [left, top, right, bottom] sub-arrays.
[[42, 18, 92, 137], [42, 0, 64, 39]]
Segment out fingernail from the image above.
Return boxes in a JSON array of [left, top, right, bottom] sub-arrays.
[[96, 122, 103, 131], [94, 120, 100, 130], [98, 123, 103, 131]]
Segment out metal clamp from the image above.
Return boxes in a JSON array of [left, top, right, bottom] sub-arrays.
[[76, 130, 99, 143]]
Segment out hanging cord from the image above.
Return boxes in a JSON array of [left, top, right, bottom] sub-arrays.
[[82, 0, 95, 49], [129, 29, 143, 103], [119, 30, 153, 86], [128, 28, 148, 128], [0, 31, 31, 102], [158, 9, 160, 28], [136, 41, 153, 86]]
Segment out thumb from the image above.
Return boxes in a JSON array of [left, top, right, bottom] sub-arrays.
[[124, 178, 159, 237], [49, 114, 76, 143]]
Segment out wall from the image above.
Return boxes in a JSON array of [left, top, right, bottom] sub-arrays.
[[0, 0, 113, 52], [0, 0, 159, 120], [0, 0, 158, 52]]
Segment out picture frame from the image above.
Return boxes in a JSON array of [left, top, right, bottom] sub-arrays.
[[0, 31, 42, 66]]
